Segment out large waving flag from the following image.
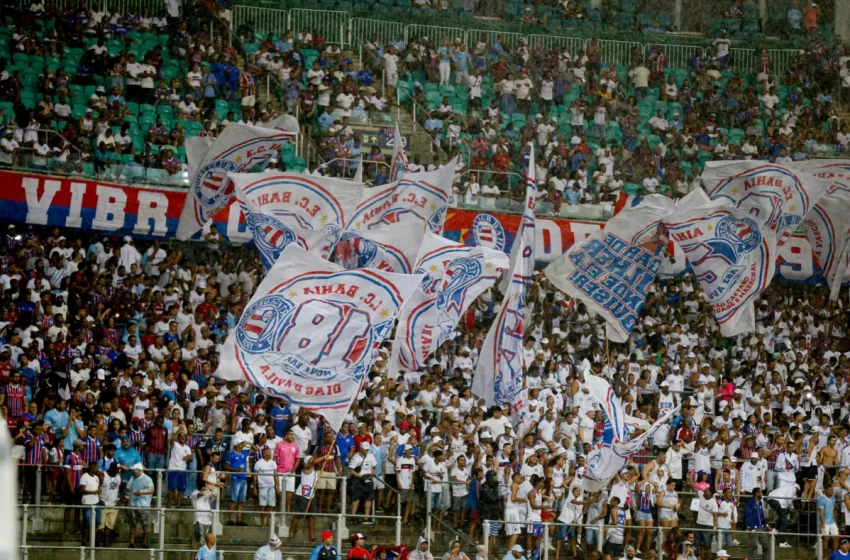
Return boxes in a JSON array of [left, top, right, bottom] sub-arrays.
[[700, 161, 830, 247], [176, 124, 296, 240], [348, 159, 457, 232], [389, 124, 409, 182], [501, 144, 537, 293], [393, 232, 509, 374], [217, 245, 422, 432], [793, 160, 850, 300], [581, 369, 680, 492], [232, 172, 364, 271], [472, 194, 534, 425], [544, 195, 675, 343], [664, 189, 777, 337], [330, 222, 426, 274]]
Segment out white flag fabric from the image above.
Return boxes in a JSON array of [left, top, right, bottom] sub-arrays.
[[232, 171, 364, 270], [348, 159, 457, 232], [700, 160, 830, 247], [264, 114, 300, 133], [329, 222, 426, 274], [472, 227, 530, 424], [177, 124, 296, 240], [664, 189, 776, 337], [185, 136, 215, 180], [501, 145, 537, 293], [389, 124, 409, 182], [393, 232, 509, 373], [581, 371, 680, 492], [245, 213, 333, 271], [792, 160, 850, 300], [218, 245, 422, 432], [544, 195, 675, 343]]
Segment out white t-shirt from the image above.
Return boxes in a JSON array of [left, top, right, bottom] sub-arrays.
[[450, 466, 469, 497], [168, 442, 192, 471], [80, 472, 101, 505], [254, 458, 278, 489], [696, 495, 718, 527], [101, 473, 122, 507], [292, 425, 312, 454]]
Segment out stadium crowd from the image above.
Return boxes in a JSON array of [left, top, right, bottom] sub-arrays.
[[6, 218, 850, 560], [5, 0, 850, 560]]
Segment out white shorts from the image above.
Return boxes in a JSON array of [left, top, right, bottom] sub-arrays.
[[285, 475, 296, 493], [386, 73, 398, 87], [504, 508, 524, 536], [242, 95, 256, 107], [823, 523, 839, 536], [258, 487, 276, 507], [373, 477, 385, 490]]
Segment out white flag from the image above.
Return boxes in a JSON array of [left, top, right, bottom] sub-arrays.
[[501, 144, 537, 293], [348, 159, 457, 233], [700, 160, 830, 247], [232, 171, 363, 269], [389, 124, 409, 182], [218, 245, 422, 432], [544, 195, 675, 343], [393, 232, 509, 373], [472, 229, 528, 425], [329, 222, 426, 274], [664, 189, 776, 337], [264, 114, 300, 133], [792, 160, 850, 300], [176, 124, 296, 240]]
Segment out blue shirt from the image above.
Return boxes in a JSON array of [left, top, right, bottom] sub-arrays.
[[63, 419, 85, 451], [128, 474, 154, 507], [195, 545, 217, 560], [336, 434, 355, 463], [226, 449, 250, 482], [819, 495, 836, 525], [44, 409, 69, 435], [829, 551, 850, 560], [270, 405, 292, 436]]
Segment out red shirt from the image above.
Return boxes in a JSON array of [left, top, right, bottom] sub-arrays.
[[353, 433, 372, 451], [347, 546, 372, 560]]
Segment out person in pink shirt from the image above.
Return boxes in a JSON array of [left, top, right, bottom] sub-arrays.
[[273, 429, 300, 513]]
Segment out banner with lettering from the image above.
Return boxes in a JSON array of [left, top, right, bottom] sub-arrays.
[[544, 195, 674, 343], [0, 168, 840, 288], [664, 189, 777, 337], [700, 161, 831, 247], [218, 245, 422, 431], [348, 160, 456, 232], [231, 172, 363, 270], [792, 160, 850, 300], [176, 124, 296, 240]]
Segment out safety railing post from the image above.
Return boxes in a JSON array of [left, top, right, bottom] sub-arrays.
[[79, 546, 85, 560], [89, 505, 96, 560], [21, 504, 28, 552], [339, 477, 349, 540], [543, 524, 550, 560], [769, 528, 775, 560], [154, 470, 163, 535], [657, 525, 664, 560], [395, 496, 402, 546], [158, 507, 165, 560], [482, 521, 490, 558], [336, 515, 345, 553], [279, 474, 290, 536], [33, 466, 44, 531], [425, 480, 432, 543]]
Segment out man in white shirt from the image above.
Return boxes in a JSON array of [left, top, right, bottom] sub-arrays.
[[291, 415, 313, 454], [80, 462, 102, 546], [254, 447, 279, 527], [168, 431, 193, 508], [119, 236, 141, 271], [125, 54, 143, 102], [740, 454, 766, 494], [695, 488, 720, 551], [648, 110, 668, 133]]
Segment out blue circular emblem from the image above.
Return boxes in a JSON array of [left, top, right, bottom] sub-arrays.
[[235, 295, 293, 353], [193, 160, 240, 221], [472, 214, 506, 251]]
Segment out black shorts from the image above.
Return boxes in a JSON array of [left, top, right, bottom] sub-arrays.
[[293, 495, 317, 514], [351, 479, 375, 502], [802, 465, 818, 480]]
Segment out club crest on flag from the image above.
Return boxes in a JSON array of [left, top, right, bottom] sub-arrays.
[[695, 214, 762, 268], [193, 160, 240, 222], [472, 213, 507, 251], [234, 271, 398, 391], [248, 213, 299, 256]]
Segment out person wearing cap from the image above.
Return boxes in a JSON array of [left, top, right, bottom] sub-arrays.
[[347, 533, 374, 560], [349, 440, 378, 522], [396, 443, 417, 525], [253, 534, 283, 560], [502, 544, 525, 560], [309, 531, 338, 560], [127, 462, 154, 548], [829, 537, 850, 560]]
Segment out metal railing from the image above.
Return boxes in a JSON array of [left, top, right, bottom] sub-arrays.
[[229, 6, 812, 76]]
